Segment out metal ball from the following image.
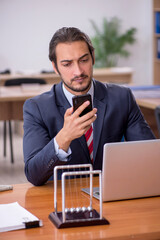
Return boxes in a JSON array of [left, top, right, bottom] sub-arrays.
[[70, 207, 76, 213], [82, 206, 87, 212], [87, 206, 92, 211], [76, 207, 81, 212], [65, 208, 69, 213]]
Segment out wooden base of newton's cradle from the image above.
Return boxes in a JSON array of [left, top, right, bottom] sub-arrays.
[[49, 209, 109, 229]]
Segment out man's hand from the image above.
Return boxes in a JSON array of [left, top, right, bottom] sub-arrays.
[[55, 101, 97, 152]]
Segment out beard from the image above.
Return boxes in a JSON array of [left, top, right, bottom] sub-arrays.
[[61, 74, 92, 93]]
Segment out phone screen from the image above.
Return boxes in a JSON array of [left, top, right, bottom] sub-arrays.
[[72, 94, 92, 117]]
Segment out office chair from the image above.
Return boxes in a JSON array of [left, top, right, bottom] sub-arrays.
[[3, 78, 46, 163], [155, 106, 160, 138]]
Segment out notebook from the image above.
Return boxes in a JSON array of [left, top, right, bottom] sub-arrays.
[[0, 202, 43, 232], [82, 139, 160, 202]]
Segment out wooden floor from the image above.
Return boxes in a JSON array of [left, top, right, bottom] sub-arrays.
[[0, 121, 27, 185]]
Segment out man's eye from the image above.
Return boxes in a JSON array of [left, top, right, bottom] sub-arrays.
[[81, 58, 88, 63], [63, 62, 71, 67]]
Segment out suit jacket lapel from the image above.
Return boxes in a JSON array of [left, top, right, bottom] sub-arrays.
[[54, 82, 71, 117], [93, 80, 107, 161]]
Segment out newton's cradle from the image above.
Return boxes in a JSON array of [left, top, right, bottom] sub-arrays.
[[49, 164, 109, 228]]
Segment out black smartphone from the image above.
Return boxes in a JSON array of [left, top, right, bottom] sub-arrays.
[[72, 94, 92, 117]]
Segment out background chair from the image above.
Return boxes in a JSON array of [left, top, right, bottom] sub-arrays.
[[155, 106, 160, 138], [3, 78, 46, 163]]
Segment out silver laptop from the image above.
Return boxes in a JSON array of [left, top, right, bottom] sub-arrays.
[[82, 139, 160, 202]]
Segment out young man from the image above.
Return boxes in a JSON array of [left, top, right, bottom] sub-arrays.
[[23, 27, 155, 186]]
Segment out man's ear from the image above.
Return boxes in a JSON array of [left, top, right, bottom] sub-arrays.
[[52, 62, 59, 75]]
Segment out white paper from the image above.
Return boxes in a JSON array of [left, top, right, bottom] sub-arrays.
[[0, 202, 42, 232]]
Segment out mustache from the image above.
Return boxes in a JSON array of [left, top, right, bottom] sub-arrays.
[[71, 74, 88, 82]]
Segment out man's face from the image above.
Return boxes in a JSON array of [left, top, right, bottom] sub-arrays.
[[52, 41, 94, 95]]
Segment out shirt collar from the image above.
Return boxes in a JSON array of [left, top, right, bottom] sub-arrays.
[[62, 79, 94, 106]]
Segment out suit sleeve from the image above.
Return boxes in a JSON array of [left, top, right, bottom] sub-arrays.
[[124, 88, 156, 141], [23, 99, 70, 186]]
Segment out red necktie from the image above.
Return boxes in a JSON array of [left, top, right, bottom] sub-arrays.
[[85, 126, 93, 164]]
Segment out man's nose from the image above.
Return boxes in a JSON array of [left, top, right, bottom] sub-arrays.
[[73, 63, 83, 76]]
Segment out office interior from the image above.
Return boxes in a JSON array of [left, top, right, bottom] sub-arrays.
[[0, 0, 159, 182], [0, 0, 154, 85], [1, 0, 160, 239]]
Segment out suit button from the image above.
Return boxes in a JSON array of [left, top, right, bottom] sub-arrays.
[[48, 159, 55, 168]]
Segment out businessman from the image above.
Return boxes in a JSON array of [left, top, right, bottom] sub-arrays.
[[23, 27, 155, 186]]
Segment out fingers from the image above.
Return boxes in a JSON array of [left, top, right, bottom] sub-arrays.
[[65, 106, 73, 117], [81, 108, 97, 122], [62, 104, 97, 144], [71, 100, 97, 127], [65, 104, 97, 124], [73, 100, 97, 119], [80, 110, 97, 130]]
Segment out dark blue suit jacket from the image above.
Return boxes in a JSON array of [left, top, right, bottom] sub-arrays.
[[23, 80, 155, 185]]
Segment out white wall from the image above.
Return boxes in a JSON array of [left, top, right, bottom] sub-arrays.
[[0, 0, 153, 85]]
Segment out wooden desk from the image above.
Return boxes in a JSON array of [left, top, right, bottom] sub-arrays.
[[93, 67, 133, 84], [130, 87, 160, 137], [0, 180, 160, 240], [136, 98, 160, 110], [0, 67, 133, 86], [0, 84, 52, 120], [135, 98, 160, 138], [0, 73, 60, 86]]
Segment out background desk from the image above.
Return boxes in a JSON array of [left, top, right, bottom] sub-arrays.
[[0, 84, 52, 120], [136, 98, 160, 110], [0, 67, 133, 86], [0, 180, 160, 240], [135, 98, 160, 138], [131, 87, 160, 138]]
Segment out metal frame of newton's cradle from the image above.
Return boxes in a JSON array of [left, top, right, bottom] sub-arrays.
[[49, 164, 109, 228]]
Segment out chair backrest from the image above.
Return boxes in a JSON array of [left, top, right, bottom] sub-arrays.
[[155, 106, 160, 138], [4, 78, 46, 86]]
